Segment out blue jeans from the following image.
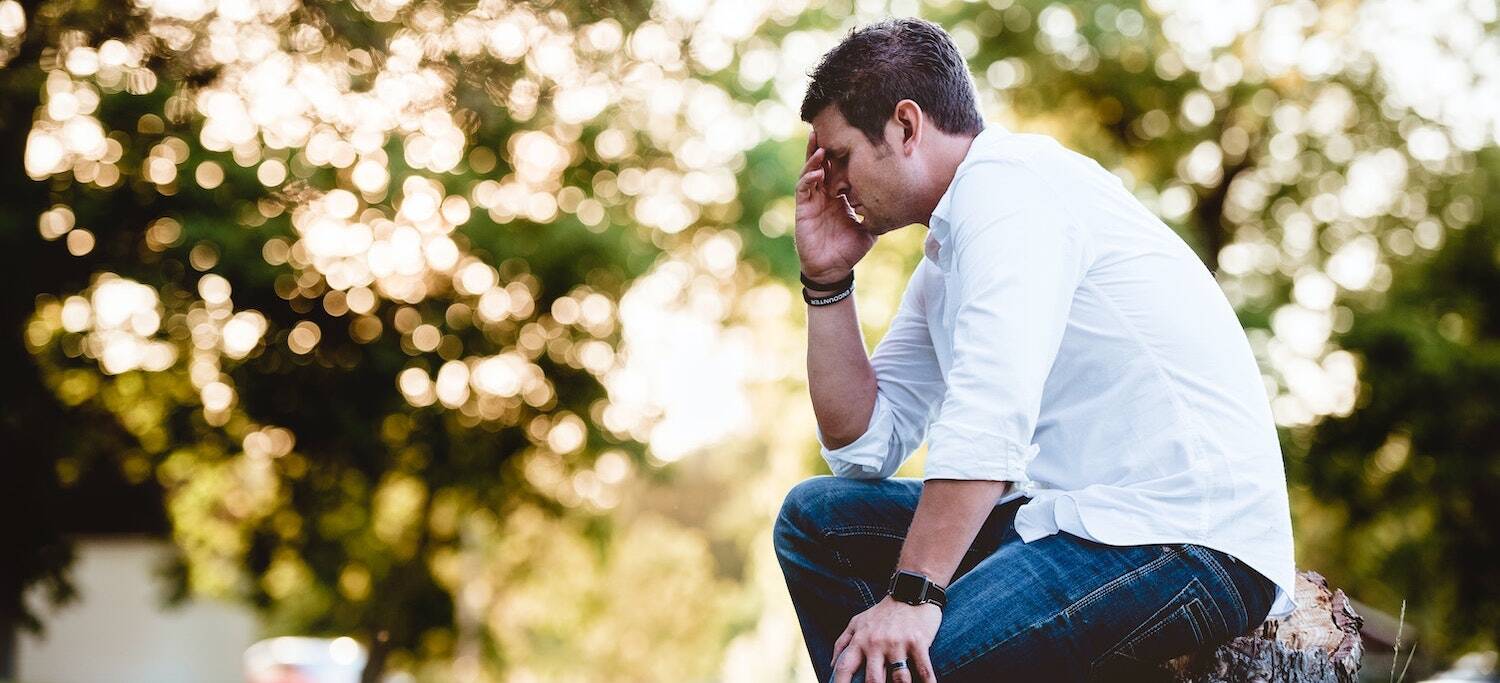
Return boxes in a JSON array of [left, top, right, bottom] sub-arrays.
[[772, 476, 1276, 682]]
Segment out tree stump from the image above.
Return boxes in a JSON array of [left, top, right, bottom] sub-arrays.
[[1161, 571, 1365, 682]]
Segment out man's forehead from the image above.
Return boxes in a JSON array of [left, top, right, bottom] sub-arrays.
[[811, 107, 857, 148]]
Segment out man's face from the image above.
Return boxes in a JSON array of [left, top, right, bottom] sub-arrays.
[[810, 106, 910, 235]]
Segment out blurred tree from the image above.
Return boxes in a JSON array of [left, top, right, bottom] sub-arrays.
[[1297, 149, 1498, 659], [0, 1, 140, 675], [2, 0, 769, 679]]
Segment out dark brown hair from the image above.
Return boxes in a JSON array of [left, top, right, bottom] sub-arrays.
[[800, 18, 984, 148]]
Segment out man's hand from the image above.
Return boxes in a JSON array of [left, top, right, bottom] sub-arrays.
[[830, 595, 942, 683], [795, 130, 876, 283]]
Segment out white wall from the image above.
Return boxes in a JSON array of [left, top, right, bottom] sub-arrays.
[[16, 536, 259, 683]]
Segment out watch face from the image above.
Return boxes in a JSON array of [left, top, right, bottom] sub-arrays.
[[892, 571, 928, 602]]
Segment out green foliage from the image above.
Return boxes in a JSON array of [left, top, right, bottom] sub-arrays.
[[1297, 152, 1499, 658], [3, 0, 767, 678]]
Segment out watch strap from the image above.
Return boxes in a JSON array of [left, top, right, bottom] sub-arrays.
[[887, 570, 947, 609]]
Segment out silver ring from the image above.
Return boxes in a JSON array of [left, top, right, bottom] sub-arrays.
[[886, 659, 909, 672]]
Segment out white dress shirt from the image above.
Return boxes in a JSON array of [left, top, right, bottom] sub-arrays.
[[815, 125, 1298, 619]]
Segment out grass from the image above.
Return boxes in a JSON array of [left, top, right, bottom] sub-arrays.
[[1390, 599, 1418, 683]]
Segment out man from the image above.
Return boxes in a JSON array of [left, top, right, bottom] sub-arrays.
[[773, 18, 1297, 683]]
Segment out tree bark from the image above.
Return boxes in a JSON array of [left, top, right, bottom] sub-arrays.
[[359, 628, 390, 683], [1164, 571, 1365, 683]]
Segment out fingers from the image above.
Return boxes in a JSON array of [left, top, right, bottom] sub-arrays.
[[831, 628, 854, 668], [800, 131, 845, 211], [801, 146, 825, 177], [831, 617, 857, 683], [869, 652, 888, 683], [885, 649, 923, 683], [832, 643, 923, 683], [831, 647, 860, 683], [796, 166, 825, 199], [912, 647, 937, 683]]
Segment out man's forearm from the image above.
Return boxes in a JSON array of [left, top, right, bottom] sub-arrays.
[[807, 291, 877, 449], [897, 479, 1013, 588]]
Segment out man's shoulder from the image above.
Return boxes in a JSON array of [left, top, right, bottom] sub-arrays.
[[941, 137, 1078, 226], [968, 131, 1072, 167], [962, 133, 1106, 190], [947, 132, 1120, 224]]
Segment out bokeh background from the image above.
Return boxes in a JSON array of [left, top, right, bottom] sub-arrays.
[[0, 0, 1496, 681]]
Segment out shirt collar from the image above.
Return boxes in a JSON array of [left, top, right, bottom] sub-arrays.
[[926, 124, 1007, 268]]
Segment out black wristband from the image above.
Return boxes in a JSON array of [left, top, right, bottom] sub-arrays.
[[800, 270, 854, 292], [887, 570, 947, 610], [803, 284, 853, 306]]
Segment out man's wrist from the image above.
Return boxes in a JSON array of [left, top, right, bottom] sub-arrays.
[[887, 569, 947, 609], [880, 594, 942, 611], [800, 269, 853, 290]]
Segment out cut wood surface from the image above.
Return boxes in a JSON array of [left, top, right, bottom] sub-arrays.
[[1159, 570, 1365, 683]]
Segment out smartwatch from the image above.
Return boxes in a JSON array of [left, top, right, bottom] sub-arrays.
[[887, 569, 947, 609]]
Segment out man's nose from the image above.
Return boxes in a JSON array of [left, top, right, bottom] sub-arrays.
[[825, 163, 851, 198]]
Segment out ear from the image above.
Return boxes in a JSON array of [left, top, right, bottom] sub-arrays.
[[891, 100, 923, 156]]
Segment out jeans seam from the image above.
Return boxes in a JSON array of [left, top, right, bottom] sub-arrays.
[[1063, 546, 1178, 619], [1191, 546, 1246, 633], [1114, 602, 1197, 664], [826, 524, 905, 538], [822, 530, 878, 608], [825, 525, 991, 555], [941, 547, 1178, 677], [1092, 580, 1193, 668], [821, 525, 989, 609], [1087, 578, 1208, 674]]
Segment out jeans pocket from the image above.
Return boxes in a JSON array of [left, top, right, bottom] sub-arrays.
[[1088, 577, 1215, 678]]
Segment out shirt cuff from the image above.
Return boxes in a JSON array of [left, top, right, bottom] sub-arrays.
[[923, 421, 1040, 488], [816, 392, 896, 479]]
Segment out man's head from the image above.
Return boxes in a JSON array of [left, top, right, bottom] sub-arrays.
[[801, 18, 984, 234]]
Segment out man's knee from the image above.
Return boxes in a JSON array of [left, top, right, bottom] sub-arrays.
[[773, 475, 850, 556]]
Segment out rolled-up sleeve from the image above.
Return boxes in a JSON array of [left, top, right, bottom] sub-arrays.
[[816, 262, 947, 479], [923, 160, 1093, 485]]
